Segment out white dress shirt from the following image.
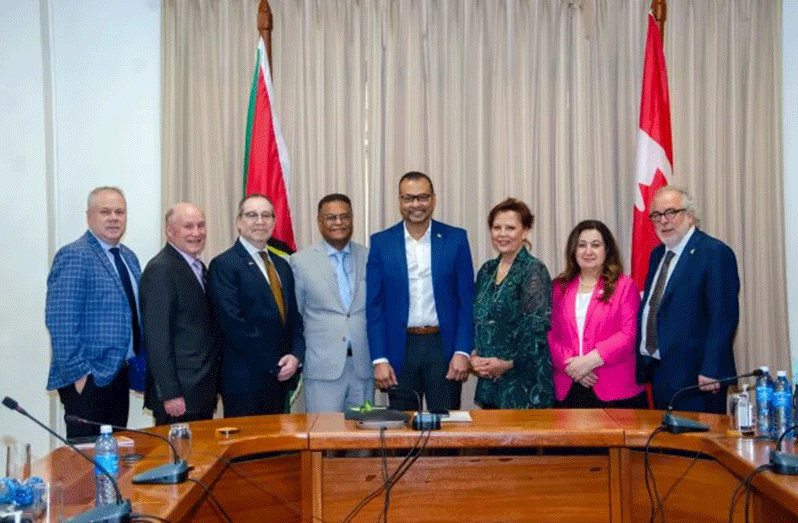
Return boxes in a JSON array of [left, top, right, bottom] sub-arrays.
[[239, 236, 281, 285], [404, 223, 440, 328], [638, 226, 696, 359]]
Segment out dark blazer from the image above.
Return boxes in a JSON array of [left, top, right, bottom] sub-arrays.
[[208, 239, 305, 395], [139, 243, 218, 415], [46, 231, 142, 390], [366, 220, 475, 376], [636, 229, 739, 412]]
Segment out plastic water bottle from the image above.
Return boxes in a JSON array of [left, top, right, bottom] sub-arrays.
[[792, 380, 798, 439], [94, 425, 118, 506], [755, 366, 772, 439], [772, 371, 791, 440]]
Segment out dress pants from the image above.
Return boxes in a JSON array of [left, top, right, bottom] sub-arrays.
[[391, 332, 461, 412], [58, 367, 129, 440], [222, 375, 289, 417], [153, 401, 214, 426], [304, 356, 374, 413]]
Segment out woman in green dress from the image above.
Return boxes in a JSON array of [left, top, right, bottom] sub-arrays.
[[471, 198, 554, 409]]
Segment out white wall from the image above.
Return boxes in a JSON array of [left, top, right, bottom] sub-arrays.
[[0, 0, 51, 464], [0, 0, 160, 465], [784, 2, 798, 380]]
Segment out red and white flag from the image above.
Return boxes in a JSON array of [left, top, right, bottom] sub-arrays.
[[243, 37, 296, 254], [631, 13, 673, 290]]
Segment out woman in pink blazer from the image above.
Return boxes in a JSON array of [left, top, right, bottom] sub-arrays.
[[548, 220, 647, 408]]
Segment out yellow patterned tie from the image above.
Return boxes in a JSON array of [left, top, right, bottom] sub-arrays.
[[259, 251, 285, 324]]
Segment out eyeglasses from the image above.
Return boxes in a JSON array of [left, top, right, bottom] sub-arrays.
[[321, 213, 352, 223], [399, 193, 433, 204], [241, 211, 275, 221], [648, 208, 685, 222]]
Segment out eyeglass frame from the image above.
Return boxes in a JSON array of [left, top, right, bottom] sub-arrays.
[[399, 193, 434, 204], [648, 208, 686, 222], [320, 212, 352, 223], [240, 211, 276, 221]]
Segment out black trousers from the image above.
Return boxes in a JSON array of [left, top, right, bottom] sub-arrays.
[[391, 332, 461, 412], [58, 368, 129, 440], [222, 376, 289, 417], [554, 383, 649, 409], [153, 401, 214, 426]]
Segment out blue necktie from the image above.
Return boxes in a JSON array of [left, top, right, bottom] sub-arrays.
[[110, 247, 141, 354], [335, 251, 352, 311]]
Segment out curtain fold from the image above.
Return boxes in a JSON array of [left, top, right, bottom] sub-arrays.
[[162, 0, 788, 392]]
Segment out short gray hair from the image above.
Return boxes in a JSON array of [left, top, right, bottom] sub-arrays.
[[654, 185, 701, 226], [86, 186, 125, 212]]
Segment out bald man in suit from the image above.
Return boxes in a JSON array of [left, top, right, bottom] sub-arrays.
[[140, 203, 218, 425]]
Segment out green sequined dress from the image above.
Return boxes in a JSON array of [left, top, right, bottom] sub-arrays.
[[473, 248, 553, 409]]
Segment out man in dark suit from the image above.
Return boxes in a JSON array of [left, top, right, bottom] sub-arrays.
[[208, 194, 305, 417], [636, 186, 739, 413], [366, 172, 475, 411], [46, 186, 142, 438], [140, 203, 219, 425]]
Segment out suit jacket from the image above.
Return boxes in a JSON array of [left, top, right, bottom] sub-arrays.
[[549, 275, 645, 402], [366, 220, 475, 375], [139, 244, 219, 414], [635, 229, 739, 412], [46, 230, 142, 390], [290, 241, 371, 381], [208, 239, 305, 395]]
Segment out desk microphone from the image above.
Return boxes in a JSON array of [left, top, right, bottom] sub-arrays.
[[387, 387, 441, 431], [2, 396, 132, 523], [769, 424, 798, 475], [662, 369, 764, 434], [65, 415, 189, 485]]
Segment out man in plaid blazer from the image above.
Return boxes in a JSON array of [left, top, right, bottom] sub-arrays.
[[46, 187, 142, 439]]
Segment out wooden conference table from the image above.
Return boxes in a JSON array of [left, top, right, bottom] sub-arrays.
[[33, 409, 798, 522]]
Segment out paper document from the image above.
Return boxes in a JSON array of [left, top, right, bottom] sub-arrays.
[[440, 411, 472, 423]]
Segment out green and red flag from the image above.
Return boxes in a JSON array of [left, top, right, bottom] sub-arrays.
[[243, 37, 296, 254]]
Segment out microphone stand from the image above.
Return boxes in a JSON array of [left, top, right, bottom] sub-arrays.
[[2, 397, 132, 523], [65, 416, 190, 485], [661, 370, 764, 434]]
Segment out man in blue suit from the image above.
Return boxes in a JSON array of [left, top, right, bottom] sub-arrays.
[[636, 186, 739, 413], [46, 187, 142, 439], [208, 194, 305, 417], [367, 172, 475, 411]]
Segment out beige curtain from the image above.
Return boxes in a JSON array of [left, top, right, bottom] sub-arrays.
[[162, 0, 788, 388]]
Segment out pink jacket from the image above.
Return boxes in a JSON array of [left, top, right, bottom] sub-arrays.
[[548, 274, 645, 402]]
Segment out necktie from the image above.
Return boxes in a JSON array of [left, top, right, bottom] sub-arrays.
[[259, 251, 285, 324], [110, 247, 141, 354], [644, 250, 675, 356], [191, 259, 205, 291], [334, 251, 352, 311]]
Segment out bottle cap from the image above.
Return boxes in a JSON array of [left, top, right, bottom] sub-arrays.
[[760, 366, 770, 372], [777, 370, 787, 377], [100, 424, 112, 434]]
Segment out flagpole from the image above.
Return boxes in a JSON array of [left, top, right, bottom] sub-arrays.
[[650, 0, 667, 43], [257, 0, 273, 70]]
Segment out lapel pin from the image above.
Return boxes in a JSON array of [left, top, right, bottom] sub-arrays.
[[436, 233, 442, 239], [690, 249, 695, 255]]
